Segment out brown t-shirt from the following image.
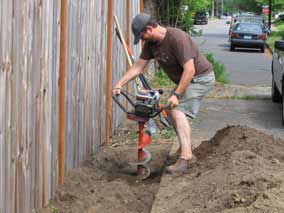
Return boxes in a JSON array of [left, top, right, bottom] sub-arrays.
[[140, 27, 213, 84]]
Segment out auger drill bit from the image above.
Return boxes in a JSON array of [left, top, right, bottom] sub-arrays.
[[137, 122, 152, 179]]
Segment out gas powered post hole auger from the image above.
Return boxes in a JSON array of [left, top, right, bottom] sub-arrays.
[[113, 89, 170, 180]]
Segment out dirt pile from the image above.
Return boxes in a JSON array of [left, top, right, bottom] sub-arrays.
[[39, 143, 171, 213], [40, 125, 284, 213], [153, 126, 284, 213]]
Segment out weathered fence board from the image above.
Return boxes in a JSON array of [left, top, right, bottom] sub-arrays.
[[0, 0, 141, 212]]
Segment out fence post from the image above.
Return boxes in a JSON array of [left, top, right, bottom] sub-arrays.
[[58, 0, 67, 185], [105, 0, 113, 145], [140, 0, 144, 13], [125, 0, 130, 106], [140, 0, 144, 49]]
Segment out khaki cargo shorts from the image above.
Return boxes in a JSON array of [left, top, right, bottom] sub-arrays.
[[173, 71, 215, 119]]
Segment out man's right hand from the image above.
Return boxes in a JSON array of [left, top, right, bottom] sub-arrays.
[[112, 86, 121, 96]]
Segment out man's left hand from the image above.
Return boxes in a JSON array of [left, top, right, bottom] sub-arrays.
[[167, 95, 179, 109]]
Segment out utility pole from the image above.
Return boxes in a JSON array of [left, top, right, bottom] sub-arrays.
[[268, 0, 272, 30], [216, 0, 219, 16], [221, 0, 224, 15], [212, 0, 215, 17]]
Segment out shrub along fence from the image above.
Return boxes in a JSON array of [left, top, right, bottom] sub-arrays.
[[0, 0, 143, 212]]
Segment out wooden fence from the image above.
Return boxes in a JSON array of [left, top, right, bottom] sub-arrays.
[[0, 0, 142, 212]]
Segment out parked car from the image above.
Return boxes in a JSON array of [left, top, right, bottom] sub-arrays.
[[275, 12, 284, 19], [272, 40, 284, 125], [229, 22, 267, 52], [236, 15, 265, 25], [232, 13, 239, 18], [228, 15, 270, 35], [194, 12, 208, 25], [216, 13, 226, 19]]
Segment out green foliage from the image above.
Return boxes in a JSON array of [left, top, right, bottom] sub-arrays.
[[224, 0, 263, 13], [224, 0, 284, 14], [255, 0, 284, 12], [267, 31, 284, 50], [231, 95, 258, 100], [274, 20, 284, 32], [48, 205, 59, 213], [151, 69, 174, 87], [182, 0, 211, 31], [205, 53, 230, 84], [155, 0, 284, 24], [155, 0, 211, 32], [160, 127, 176, 140], [180, 10, 195, 32], [152, 54, 230, 85], [267, 20, 284, 50]]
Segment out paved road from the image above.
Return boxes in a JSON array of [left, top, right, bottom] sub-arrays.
[[192, 19, 272, 86]]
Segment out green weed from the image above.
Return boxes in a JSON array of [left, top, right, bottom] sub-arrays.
[[49, 205, 59, 213], [205, 53, 230, 84], [160, 127, 176, 140], [267, 20, 284, 51], [151, 69, 174, 87], [230, 95, 258, 100], [152, 53, 229, 86]]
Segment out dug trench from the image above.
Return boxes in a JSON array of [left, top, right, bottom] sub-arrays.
[[40, 119, 173, 213], [40, 123, 284, 213]]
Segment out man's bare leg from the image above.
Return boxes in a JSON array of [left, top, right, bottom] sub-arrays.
[[167, 109, 193, 160]]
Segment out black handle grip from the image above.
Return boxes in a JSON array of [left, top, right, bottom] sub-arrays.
[[148, 103, 171, 118], [112, 91, 135, 113]]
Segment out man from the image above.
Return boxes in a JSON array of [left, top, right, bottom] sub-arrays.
[[113, 13, 215, 173]]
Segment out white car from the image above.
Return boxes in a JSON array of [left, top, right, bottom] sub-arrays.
[[272, 40, 284, 124], [275, 12, 284, 19]]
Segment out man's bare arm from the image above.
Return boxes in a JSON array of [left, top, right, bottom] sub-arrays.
[[113, 58, 149, 95], [175, 59, 195, 95]]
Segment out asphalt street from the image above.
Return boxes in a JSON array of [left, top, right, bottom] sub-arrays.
[[192, 18, 272, 86], [187, 19, 284, 142]]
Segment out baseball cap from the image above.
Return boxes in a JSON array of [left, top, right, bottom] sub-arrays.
[[131, 13, 151, 45]]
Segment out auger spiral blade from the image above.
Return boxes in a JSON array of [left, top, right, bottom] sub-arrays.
[[129, 148, 152, 179], [129, 148, 152, 166], [137, 164, 151, 180]]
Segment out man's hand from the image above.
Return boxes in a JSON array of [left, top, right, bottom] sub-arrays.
[[112, 86, 121, 96], [167, 95, 179, 109]]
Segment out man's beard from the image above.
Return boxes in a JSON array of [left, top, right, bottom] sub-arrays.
[[142, 38, 156, 44]]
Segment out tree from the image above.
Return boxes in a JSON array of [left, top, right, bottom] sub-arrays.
[[155, 0, 212, 31], [223, 0, 284, 14]]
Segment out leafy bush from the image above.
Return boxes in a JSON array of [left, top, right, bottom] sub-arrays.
[[155, 0, 211, 34], [180, 11, 194, 32], [205, 53, 230, 84], [267, 20, 284, 50]]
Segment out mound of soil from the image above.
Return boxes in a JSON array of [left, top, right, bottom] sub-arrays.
[[39, 143, 171, 213], [40, 125, 284, 213], [152, 126, 284, 213]]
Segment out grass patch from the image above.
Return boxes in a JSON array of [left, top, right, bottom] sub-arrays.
[[48, 205, 59, 213], [274, 20, 284, 31], [160, 127, 176, 140], [267, 20, 284, 51], [205, 53, 230, 84], [267, 31, 284, 51], [230, 95, 258, 100], [151, 69, 174, 87], [151, 53, 230, 86]]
